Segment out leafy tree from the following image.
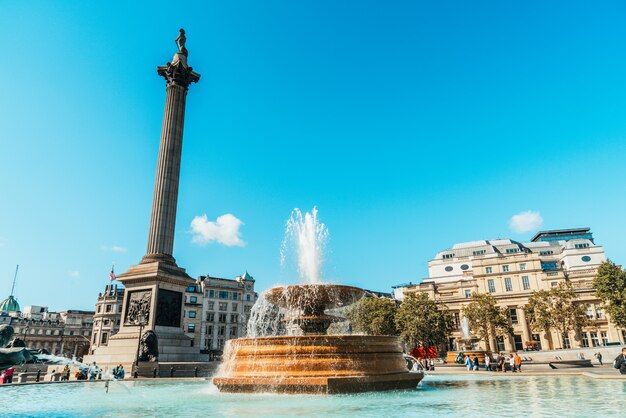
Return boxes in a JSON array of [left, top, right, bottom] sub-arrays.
[[394, 292, 454, 349], [462, 293, 513, 352], [346, 297, 398, 336], [593, 260, 626, 328], [527, 281, 589, 349]]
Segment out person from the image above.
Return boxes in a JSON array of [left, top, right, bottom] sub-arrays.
[[473, 355, 479, 371], [613, 347, 626, 375], [514, 352, 522, 373], [485, 354, 492, 371], [62, 365, 70, 381], [89, 362, 98, 380], [595, 352, 603, 366], [118, 364, 125, 379], [509, 354, 516, 373], [429, 358, 435, 371], [112, 365, 118, 379], [465, 355, 473, 371], [2, 367, 14, 384]]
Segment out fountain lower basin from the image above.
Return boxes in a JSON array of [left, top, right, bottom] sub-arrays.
[[213, 334, 423, 394]]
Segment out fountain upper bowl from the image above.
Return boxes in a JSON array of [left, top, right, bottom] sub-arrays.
[[265, 284, 365, 311]]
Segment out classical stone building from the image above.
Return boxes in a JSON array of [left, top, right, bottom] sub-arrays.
[[394, 228, 625, 352], [0, 307, 94, 358], [89, 284, 124, 354]]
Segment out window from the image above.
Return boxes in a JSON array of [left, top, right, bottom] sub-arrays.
[[97, 306, 102, 313], [219, 303, 228, 311], [582, 256, 591, 262], [473, 250, 486, 256], [496, 336, 506, 352], [209, 290, 215, 299], [506, 248, 519, 254], [206, 312, 215, 322], [562, 334, 571, 349], [485, 267, 493, 274], [581, 333, 589, 347], [118, 304, 123, 313], [218, 339, 225, 349], [454, 313, 460, 329], [207, 302, 214, 310], [444, 266, 453, 272], [103, 319, 110, 326], [233, 293, 239, 301], [509, 308, 518, 324], [542, 262, 558, 271], [601, 331, 608, 345], [487, 279, 496, 293], [190, 296, 198, 303], [230, 326, 238, 337], [590, 332, 599, 347], [551, 282, 558, 287], [218, 326, 226, 336], [586, 305, 594, 319], [464, 290, 471, 299], [596, 306, 605, 320], [105, 304, 112, 312], [218, 291, 229, 299], [443, 253, 455, 259], [539, 250, 554, 256], [232, 303, 238, 311], [502, 265, 509, 272], [187, 285, 197, 292], [45, 329, 51, 335], [513, 334, 524, 351], [522, 276, 530, 290], [574, 243, 590, 249], [206, 325, 213, 335], [460, 264, 469, 271], [187, 324, 195, 333], [230, 314, 239, 323], [504, 277, 513, 292], [188, 311, 197, 319], [218, 314, 227, 323], [519, 263, 526, 271], [246, 294, 251, 302], [101, 332, 108, 344]]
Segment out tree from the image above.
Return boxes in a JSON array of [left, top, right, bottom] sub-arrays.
[[527, 281, 589, 349], [462, 293, 513, 352], [394, 292, 454, 349], [593, 260, 626, 328], [345, 297, 398, 336]]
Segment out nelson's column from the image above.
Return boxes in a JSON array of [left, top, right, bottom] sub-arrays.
[[85, 30, 206, 373]]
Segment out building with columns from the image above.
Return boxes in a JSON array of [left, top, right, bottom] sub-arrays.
[[393, 228, 625, 352]]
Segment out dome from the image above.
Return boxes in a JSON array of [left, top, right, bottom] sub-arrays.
[[0, 295, 20, 313]]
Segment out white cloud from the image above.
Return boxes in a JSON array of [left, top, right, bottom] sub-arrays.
[[101, 245, 127, 253], [509, 210, 544, 233], [69, 270, 80, 278], [190, 214, 245, 247]]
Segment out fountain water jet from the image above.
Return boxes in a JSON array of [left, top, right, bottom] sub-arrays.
[[214, 208, 423, 393]]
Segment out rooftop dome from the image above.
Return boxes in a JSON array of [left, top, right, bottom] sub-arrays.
[[0, 295, 20, 313]]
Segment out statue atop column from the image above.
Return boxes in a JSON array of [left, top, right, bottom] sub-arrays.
[[175, 28, 188, 57]]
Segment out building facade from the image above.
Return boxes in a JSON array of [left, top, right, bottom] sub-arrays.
[[0, 307, 94, 358], [394, 228, 625, 352], [89, 284, 124, 355]]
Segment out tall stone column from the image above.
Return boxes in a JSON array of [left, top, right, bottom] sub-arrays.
[[518, 305, 531, 344], [142, 46, 200, 265]]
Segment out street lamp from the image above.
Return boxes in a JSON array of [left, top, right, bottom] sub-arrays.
[[134, 313, 148, 372]]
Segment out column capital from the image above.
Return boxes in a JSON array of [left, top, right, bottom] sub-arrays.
[[157, 53, 201, 88]]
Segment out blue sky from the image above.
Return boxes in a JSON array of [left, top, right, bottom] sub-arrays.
[[1, 1, 626, 311]]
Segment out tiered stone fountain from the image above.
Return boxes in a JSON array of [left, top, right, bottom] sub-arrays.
[[213, 209, 423, 394]]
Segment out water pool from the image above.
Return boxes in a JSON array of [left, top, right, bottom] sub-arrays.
[[0, 373, 624, 417]]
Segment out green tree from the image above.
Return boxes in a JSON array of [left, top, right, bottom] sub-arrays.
[[394, 292, 454, 349], [593, 260, 626, 328], [346, 297, 398, 336], [462, 293, 513, 352], [527, 281, 589, 349]]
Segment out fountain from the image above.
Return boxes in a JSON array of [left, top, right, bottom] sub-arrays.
[[213, 208, 423, 394], [446, 317, 489, 364]]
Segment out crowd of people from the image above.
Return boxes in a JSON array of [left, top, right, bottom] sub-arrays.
[[464, 352, 523, 373]]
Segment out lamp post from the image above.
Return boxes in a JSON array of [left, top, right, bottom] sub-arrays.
[[134, 313, 148, 373]]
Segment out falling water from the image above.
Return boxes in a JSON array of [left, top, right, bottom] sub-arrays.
[[280, 207, 329, 284]]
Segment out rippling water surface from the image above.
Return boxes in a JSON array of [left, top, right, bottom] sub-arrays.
[[0, 374, 624, 417]]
